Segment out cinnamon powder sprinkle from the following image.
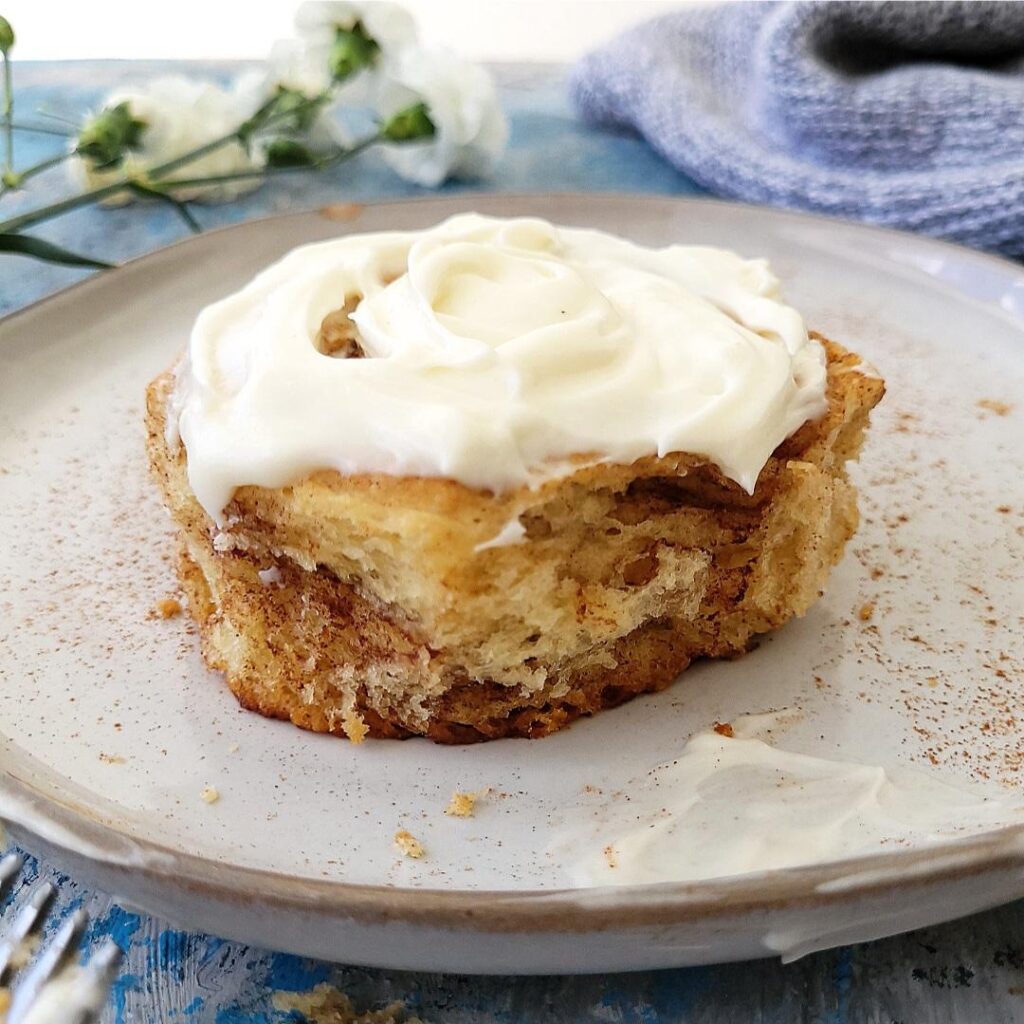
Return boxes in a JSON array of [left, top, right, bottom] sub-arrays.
[[977, 398, 1013, 416]]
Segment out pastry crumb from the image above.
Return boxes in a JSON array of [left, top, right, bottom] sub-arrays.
[[603, 844, 618, 869], [445, 791, 478, 817], [342, 709, 369, 744], [318, 202, 365, 222], [927, 676, 940, 688], [713, 721, 735, 738], [858, 601, 875, 622], [977, 398, 1013, 416], [99, 752, 126, 765], [394, 829, 424, 858], [227, 743, 240, 754], [152, 597, 182, 619], [273, 983, 421, 1023], [200, 785, 220, 805]]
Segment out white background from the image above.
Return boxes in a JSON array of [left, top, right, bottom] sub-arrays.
[[3, 1, 688, 62]]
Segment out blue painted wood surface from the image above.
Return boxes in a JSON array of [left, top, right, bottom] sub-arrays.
[[2, 60, 1024, 1024]]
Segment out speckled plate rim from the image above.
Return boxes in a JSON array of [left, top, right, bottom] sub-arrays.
[[3, 192, 1024, 936]]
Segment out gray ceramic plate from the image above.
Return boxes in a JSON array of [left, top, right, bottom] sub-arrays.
[[1, 194, 1023, 974]]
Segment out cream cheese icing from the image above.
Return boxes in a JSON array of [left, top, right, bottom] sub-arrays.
[[555, 713, 1019, 887], [173, 214, 828, 522]]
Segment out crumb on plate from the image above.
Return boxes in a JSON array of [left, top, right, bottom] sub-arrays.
[[200, 785, 220, 805], [445, 791, 478, 818], [342, 709, 369, 744], [394, 830, 424, 859], [858, 601, 875, 622], [318, 202, 365, 222], [272, 983, 422, 1023], [713, 721, 735, 738], [152, 597, 183, 619]]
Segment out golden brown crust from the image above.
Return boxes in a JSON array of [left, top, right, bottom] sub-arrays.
[[146, 334, 884, 742]]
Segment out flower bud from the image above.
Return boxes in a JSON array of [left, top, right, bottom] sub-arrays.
[[380, 102, 436, 143], [0, 17, 14, 55], [264, 138, 317, 168], [76, 101, 147, 170], [328, 22, 379, 83]]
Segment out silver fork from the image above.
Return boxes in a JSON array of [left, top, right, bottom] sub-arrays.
[[0, 852, 119, 1024]]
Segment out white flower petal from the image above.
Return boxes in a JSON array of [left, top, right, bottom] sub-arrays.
[[267, 38, 333, 98]]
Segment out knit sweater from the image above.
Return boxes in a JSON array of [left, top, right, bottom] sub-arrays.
[[571, 1, 1024, 255]]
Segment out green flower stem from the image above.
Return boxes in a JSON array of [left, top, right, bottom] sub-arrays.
[[0, 149, 70, 194], [144, 128, 243, 179], [2, 52, 13, 180], [150, 92, 329, 179], [11, 121, 73, 138], [127, 181, 201, 232], [0, 176, 130, 233], [0, 127, 253, 233], [150, 133, 381, 191], [0, 95, 378, 237]]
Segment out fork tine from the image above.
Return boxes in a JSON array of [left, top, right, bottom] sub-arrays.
[[0, 853, 24, 889], [83, 938, 120, 978], [0, 883, 54, 980], [6, 908, 89, 1024], [67, 938, 123, 1024], [13, 937, 121, 1024]]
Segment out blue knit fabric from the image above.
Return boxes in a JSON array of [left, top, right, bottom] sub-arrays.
[[571, 1, 1024, 255]]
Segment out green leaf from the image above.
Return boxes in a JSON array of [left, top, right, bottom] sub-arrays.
[[0, 232, 114, 269]]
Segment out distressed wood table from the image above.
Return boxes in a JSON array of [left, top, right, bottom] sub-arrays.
[[2, 61, 1024, 1024]]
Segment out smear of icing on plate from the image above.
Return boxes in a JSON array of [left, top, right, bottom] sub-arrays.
[[557, 712, 1022, 886]]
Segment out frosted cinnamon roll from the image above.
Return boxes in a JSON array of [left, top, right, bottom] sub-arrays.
[[146, 214, 884, 742]]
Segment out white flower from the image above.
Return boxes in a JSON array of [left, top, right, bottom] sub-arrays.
[[376, 48, 508, 187], [68, 75, 267, 204], [271, 1, 418, 104], [294, 1, 417, 55]]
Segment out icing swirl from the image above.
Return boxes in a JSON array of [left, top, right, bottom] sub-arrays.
[[175, 214, 828, 521]]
